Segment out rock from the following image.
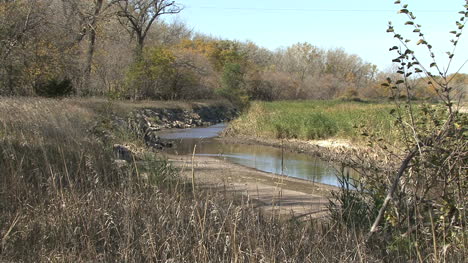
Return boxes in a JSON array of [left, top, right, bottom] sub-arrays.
[[104, 104, 238, 152], [144, 130, 173, 149], [113, 144, 135, 162], [113, 159, 128, 169], [147, 126, 161, 132], [173, 120, 184, 128]]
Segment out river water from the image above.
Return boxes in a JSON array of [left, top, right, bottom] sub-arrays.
[[160, 123, 346, 187]]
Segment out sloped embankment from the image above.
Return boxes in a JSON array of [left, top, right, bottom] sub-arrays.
[[94, 102, 238, 151]]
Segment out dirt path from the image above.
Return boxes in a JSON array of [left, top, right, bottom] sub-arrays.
[[166, 154, 338, 219]]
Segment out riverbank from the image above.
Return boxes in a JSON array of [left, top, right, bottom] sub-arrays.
[[222, 100, 401, 173], [226, 100, 397, 143], [155, 122, 340, 218], [166, 153, 336, 219], [115, 99, 386, 220], [219, 133, 394, 175]]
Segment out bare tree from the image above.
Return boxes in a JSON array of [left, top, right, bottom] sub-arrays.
[[0, 0, 51, 95], [115, 0, 182, 59], [280, 43, 321, 98], [60, 0, 117, 94]]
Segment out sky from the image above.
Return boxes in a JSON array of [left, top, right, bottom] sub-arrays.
[[165, 0, 468, 74]]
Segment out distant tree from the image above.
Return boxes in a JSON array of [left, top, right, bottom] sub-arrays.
[[125, 46, 176, 99], [281, 43, 321, 98], [0, 0, 79, 96], [115, 0, 182, 59], [148, 20, 192, 46], [238, 41, 275, 68], [60, 0, 117, 95], [218, 63, 248, 108], [0, 0, 45, 95], [170, 47, 217, 99]]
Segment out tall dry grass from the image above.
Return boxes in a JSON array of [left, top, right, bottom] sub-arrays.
[[1, 97, 461, 262]]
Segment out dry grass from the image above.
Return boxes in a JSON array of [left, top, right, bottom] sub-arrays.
[[0, 97, 461, 262]]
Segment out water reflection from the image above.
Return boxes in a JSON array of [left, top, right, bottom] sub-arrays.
[[160, 124, 350, 187], [159, 123, 226, 139]]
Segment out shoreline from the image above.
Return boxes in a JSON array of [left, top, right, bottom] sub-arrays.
[[164, 153, 337, 218], [160, 128, 358, 218], [217, 134, 395, 173]]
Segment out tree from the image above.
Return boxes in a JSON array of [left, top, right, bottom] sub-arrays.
[[218, 63, 249, 108], [279, 43, 322, 98], [273, 43, 376, 100], [0, 0, 45, 95], [115, 0, 182, 60], [60, 0, 117, 95], [170, 47, 217, 100], [125, 46, 176, 99], [0, 0, 79, 96], [148, 20, 192, 46]]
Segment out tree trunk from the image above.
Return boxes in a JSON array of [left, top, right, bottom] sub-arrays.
[[135, 34, 145, 61], [82, 0, 104, 96], [7, 64, 14, 95]]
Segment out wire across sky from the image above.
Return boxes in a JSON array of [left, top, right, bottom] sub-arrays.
[[187, 6, 459, 13]]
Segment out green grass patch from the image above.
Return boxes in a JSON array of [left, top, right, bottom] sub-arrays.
[[228, 100, 398, 142]]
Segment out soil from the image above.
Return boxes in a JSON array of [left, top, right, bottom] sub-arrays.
[[165, 153, 338, 220], [161, 133, 389, 219]]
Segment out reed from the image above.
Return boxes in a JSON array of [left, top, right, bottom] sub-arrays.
[[227, 100, 398, 143]]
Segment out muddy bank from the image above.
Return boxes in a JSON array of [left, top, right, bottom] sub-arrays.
[[94, 102, 238, 149], [166, 154, 335, 218], [219, 134, 395, 174]]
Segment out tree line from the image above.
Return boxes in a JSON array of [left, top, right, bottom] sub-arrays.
[[1, 0, 466, 104]]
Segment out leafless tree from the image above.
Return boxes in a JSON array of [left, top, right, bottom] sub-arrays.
[[60, 0, 118, 94], [115, 0, 182, 59]]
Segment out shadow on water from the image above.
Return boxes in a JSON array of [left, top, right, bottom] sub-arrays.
[[160, 123, 354, 187]]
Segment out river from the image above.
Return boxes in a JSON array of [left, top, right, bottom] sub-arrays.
[[160, 123, 349, 187]]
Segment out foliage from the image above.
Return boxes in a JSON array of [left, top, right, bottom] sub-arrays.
[[115, 0, 183, 58], [329, 168, 382, 230], [0, 0, 81, 96], [227, 100, 396, 142], [217, 63, 249, 109], [125, 46, 176, 99], [3, 1, 459, 102], [34, 78, 74, 97]]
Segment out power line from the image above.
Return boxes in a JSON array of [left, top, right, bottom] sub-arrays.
[[187, 6, 459, 13]]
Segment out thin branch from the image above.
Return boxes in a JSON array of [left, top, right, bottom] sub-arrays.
[[367, 148, 419, 239]]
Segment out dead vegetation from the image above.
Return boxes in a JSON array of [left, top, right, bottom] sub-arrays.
[[0, 98, 465, 262]]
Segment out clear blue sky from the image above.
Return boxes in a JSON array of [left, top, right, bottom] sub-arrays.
[[166, 0, 468, 73]]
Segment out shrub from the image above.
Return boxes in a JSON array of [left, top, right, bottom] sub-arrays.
[[34, 78, 73, 97]]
